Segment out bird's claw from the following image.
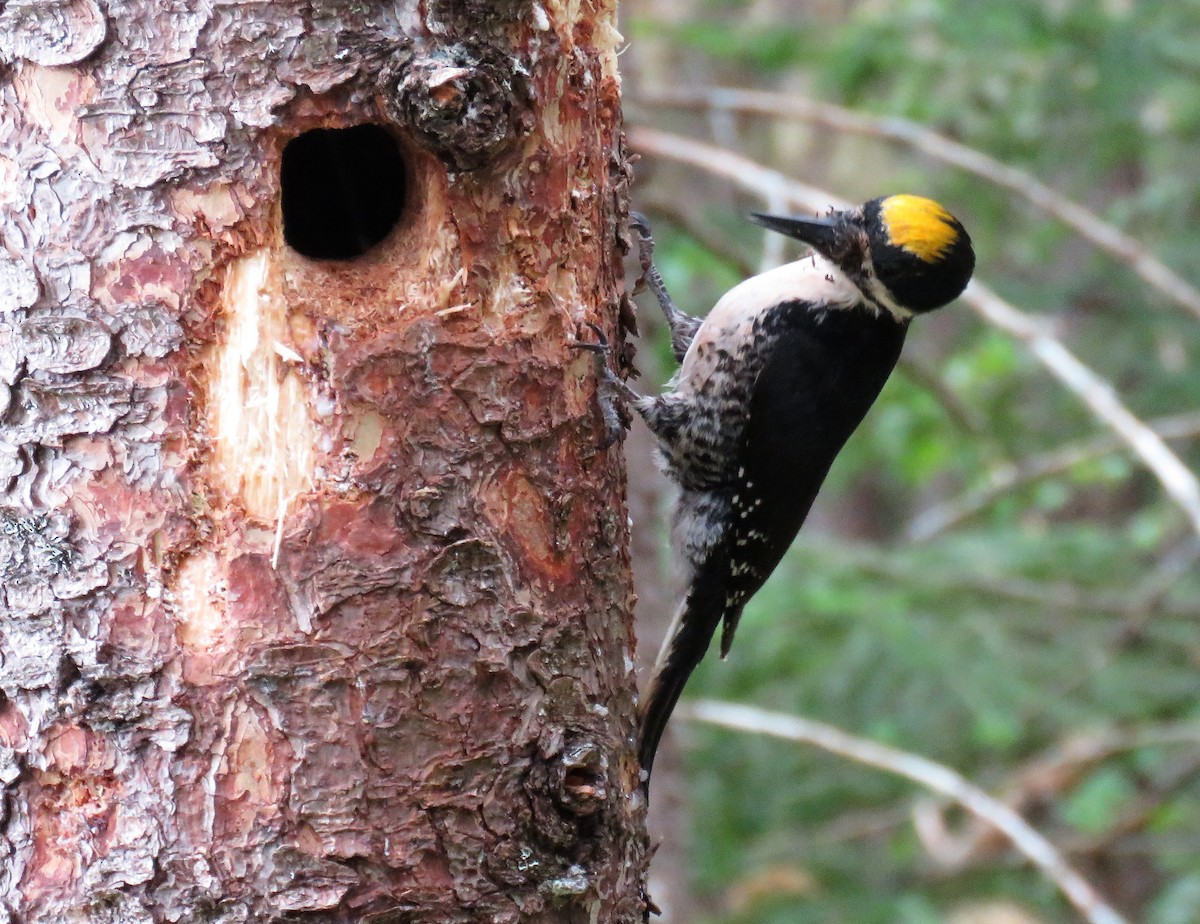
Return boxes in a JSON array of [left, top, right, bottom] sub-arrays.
[[629, 212, 656, 287], [570, 323, 630, 449], [627, 213, 700, 361], [568, 323, 616, 380], [568, 322, 611, 358]]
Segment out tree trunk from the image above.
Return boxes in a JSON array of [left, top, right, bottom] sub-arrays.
[[0, 3, 645, 922]]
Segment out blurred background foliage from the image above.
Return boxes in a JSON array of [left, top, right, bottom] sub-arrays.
[[616, 1, 1200, 922]]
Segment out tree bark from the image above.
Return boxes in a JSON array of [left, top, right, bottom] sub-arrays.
[[0, 2, 645, 922]]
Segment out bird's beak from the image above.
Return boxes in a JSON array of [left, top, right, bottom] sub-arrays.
[[748, 211, 845, 255]]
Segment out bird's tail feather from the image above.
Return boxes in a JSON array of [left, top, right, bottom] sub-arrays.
[[637, 572, 727, 784]]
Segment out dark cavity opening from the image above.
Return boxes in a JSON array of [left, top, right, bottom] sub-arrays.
[[281, 124, 406, 260]]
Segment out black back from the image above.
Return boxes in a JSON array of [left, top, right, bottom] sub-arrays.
[[717, 301, 908, 647], [637, 299, 909, 781]]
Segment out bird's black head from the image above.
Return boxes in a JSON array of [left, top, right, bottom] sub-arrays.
[[750, 195, 975, 316]]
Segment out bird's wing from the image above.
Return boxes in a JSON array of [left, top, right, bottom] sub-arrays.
[[717, 304, 908, 654], [638, 303, 906, 783]]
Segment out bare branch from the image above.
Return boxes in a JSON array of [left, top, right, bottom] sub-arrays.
[[908, 411, 1200, 540], [965, 282, 1200, 539], [892, 356, 991, 440], [635, 86, 1200, 322], [917, 721, 1200, 869], [1064, 751, 1200, 857], [635, 194, 757, 278], [633, 125, 839, 212], [678, 700, 1130, 924], [1111, 537, 1200, 649], [628, 126, 1200, 541]]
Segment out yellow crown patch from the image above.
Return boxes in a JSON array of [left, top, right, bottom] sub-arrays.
[[879, 195, 959, 263]]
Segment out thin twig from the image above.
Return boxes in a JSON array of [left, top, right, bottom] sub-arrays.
[[916, 721, 1200, 868], [1066, 751, 1200, 857], [965, 282, 1200, 539], [628, 126, 1200, 542], [636, 196, 755, 278], [678, 700, 1129, 924], [635, 86, 1200, 322], [908, 411, 1200, 540], [892, 357, 990, 439], [1112, 536, 1200, 648]]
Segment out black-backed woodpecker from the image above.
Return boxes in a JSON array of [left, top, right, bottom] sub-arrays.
[[598, 194, 975, 786]]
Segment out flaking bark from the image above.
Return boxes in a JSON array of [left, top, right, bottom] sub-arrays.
[[0, 2, 645, 922]]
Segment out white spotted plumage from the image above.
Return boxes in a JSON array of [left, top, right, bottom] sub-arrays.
[[631, 254, 862, 574]]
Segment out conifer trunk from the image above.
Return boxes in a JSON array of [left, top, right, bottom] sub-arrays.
[[0, 3, 645, 921]]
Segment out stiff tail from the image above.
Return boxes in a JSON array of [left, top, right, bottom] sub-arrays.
[[637, 576, 728, 785]]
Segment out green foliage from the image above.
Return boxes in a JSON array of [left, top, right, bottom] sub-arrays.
[[1060, 766, 1135, 836], [626, 16, 810, 74], [1149, 876, 1200, 924], [625, 0, 1200, 919]]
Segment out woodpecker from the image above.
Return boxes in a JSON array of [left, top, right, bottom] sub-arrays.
[[596, 195, 975, 785]]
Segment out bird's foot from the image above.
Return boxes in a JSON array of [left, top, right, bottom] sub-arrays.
[[628, 212, 701, 362], [569, 323, 635, 448], [629, 211, 657, 283]]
